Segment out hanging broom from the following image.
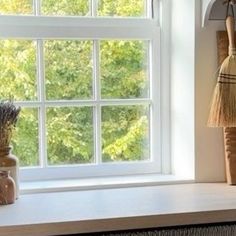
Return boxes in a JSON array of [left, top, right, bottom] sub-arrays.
[[208, 1, 236, 184], [208, 15, 236, 127]]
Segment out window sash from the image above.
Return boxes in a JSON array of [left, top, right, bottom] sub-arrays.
[[0, 15, 161, 181], [0, 16, 158, 39]]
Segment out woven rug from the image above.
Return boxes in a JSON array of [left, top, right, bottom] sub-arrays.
[[66, 223, 236, 236]]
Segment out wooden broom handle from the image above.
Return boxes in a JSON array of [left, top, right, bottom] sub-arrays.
[[226, 16, 235, 49]]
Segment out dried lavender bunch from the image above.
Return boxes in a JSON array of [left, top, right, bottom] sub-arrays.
[[0, 101, 21, 148]]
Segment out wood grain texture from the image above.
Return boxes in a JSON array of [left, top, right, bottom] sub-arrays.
[[217, 31, 236, 184]]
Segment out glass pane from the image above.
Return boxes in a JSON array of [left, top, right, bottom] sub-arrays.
[[100, 40, 149, 99], [0, 0, 33, 15], [42, 0, 90, 16], [12, 108, 39, 167], [98, 0, 146, 17], [0, 40, 37, 101], [102, 105, 150, 162], [47, 107, 94, 165], [45, 40, 93, 100]]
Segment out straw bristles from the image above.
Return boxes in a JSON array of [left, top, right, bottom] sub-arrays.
[[208, 55, 236, 127]]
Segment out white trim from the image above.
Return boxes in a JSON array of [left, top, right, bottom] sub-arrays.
[[14, 99, 152, 107], [20, 161, 161, 182], [20, 175, 194, 194], [160, 0, 171, 174], [0, 16, 158, 39], [35, 0, 41, 16], [94, 40, 102, 164], [150, 29, 161, 171], [0, 3, 166, 182], [37, 39, 47, 167]]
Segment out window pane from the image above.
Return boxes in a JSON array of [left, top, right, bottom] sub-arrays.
[[12, 108, 39, 167], [41, 0, 90, 16], [0, 40, 37, 101], [0, 0, 33, 15], [100, 40, 149, 99], [47, 107, 94, 165], [98, 0, 146, 17], [45, 40, 93, 100], [102, 105, 150, 162]]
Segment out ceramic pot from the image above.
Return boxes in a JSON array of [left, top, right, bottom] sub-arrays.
[[0, 147, 19, 199]]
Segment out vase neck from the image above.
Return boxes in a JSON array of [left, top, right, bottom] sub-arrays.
[[0, 170, 9, 178], [0, 147, 11, 156]]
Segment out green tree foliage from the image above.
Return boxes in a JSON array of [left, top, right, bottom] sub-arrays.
[[45, 40, 93, 100], [98, 0, 145, 17], [47, 107, 94, 165], [42, 0, 89, 16], [0, 0, 32, 15], [0, 0, 150, 167]]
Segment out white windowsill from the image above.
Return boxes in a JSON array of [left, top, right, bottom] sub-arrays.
[[20, 174, 194, 194], [1, 183, 236, 236]]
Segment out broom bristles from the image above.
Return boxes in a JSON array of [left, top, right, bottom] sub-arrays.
[[208, 55, 236, 127]]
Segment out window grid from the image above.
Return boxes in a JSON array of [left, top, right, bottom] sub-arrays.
[[11, 39, 153, 169], [0, 1, 162, 180], [20, 39, 153, 168]]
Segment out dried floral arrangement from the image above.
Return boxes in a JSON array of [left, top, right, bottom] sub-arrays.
[[0, 101, 21, 148]]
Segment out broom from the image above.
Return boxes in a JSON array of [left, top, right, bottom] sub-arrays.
[[208, 11, 236, 184], [208, 15, 236, 127]]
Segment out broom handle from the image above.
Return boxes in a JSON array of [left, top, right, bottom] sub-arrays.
[[226, 16, 235, 49]]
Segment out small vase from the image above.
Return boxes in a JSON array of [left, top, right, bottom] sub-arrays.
[[0, 170, 15, 205], [0, 147, 19, 199]]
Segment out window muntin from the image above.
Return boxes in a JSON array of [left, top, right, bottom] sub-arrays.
[[0, 0, 161, 181]]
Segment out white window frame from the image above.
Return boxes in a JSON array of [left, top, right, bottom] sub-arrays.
[[0, 1, 167, 182]]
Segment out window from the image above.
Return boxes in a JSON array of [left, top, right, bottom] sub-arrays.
[[0, 0, 163, 181]]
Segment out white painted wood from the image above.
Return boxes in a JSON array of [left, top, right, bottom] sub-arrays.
[[170, 0, 195, 179], [37, 39, 47, 168], [0, 3, 164, 181], [0, 16, 158, 39], [0, 184, 236, 236], [20, 174, 194, 194], [159, 0, 171, 174]]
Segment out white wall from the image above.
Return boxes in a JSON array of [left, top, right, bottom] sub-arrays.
[[170, 0, 226, 182], [170, 0, 195, 179], [195, 1, 225, 182]]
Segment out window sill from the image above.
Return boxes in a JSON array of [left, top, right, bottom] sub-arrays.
[[1, 183, 236, 236], [20, 174, 194, 194]]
